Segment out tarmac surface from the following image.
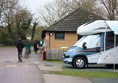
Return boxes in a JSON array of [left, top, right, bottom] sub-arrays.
[[27, 51, 92, 83], [0, 47, 118, 83], [29, 50, 118, 83], [0, 47, 44, 83], [24, 47, 95, 83], [28, 50, 118, 83]]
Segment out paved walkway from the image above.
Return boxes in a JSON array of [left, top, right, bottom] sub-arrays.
[[27, 52, 92, 83], [1, 47, 118, 83], [0, 47, 44, 83], [27, 50, 118, 83]]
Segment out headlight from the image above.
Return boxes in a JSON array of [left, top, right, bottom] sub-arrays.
[[63, 54, 70, 58]]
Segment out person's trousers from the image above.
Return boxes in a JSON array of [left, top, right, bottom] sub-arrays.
[[18, 49, 22, 61]]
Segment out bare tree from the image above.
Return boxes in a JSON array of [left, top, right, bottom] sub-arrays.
[[100, 0, 118, 20], [1, 0, 19, 39], [38, 2, 61, 26], [15, 8, 32, 39], [31, 21, 38, 41], [38, 0, 98, 26], [0, 0, 4, 20], [0, 0, 32, 40]]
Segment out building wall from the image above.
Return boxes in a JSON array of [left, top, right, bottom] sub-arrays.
[[43, 33, 50, 50], [44, 32, 78, 50]]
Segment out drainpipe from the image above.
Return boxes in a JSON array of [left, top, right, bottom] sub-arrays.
[[113, 34, 116, 72], [48, 33, 50, 49]]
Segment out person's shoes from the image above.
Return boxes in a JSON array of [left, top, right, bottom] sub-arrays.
[[18, 60, 22, 62]]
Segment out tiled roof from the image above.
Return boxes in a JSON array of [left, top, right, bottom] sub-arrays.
[[43, 8, 104, 32]]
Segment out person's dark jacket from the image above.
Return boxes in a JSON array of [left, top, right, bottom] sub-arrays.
[[16, 40, 24, 51]]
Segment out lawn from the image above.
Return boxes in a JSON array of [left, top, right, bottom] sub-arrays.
[[51, 69, 118, 78], [44, 60, 118, 78]]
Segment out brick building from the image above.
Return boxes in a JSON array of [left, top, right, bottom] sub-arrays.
[[42, 8, 104, 50]]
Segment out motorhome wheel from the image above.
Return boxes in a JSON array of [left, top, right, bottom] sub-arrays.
[[73, 57, 86, 69]]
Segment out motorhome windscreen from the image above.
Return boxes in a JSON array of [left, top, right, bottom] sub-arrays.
[[74, 35, 100, 48]]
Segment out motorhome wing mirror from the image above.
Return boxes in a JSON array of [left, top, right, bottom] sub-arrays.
[[82, 42, 87, 49]]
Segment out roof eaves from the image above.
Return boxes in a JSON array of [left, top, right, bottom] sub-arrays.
[[45, 8, 80, 30]]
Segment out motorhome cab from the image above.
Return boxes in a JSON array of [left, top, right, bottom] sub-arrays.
[[63, 20, 118, 69]]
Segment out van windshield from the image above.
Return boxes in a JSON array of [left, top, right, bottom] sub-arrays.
[[74, 35, 100, 48]]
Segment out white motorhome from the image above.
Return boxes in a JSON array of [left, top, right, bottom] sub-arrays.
[[63, 20, 118, 68]]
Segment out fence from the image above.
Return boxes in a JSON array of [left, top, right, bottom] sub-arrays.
[[46, 49, 64, 60]]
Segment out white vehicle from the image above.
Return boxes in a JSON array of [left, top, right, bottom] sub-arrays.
[[63, 20, 118, 68]]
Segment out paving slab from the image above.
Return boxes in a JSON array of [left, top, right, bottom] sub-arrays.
[[43, 74, 92, 83], [0, 47, 44, 83], [37, 62, 63, 72]]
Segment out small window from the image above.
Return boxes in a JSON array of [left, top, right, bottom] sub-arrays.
[[116, 35, 118, 46], [106, 32, 114, 49], [55, 32, 65, 39]]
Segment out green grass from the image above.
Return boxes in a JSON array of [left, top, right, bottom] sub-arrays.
[[45, 60, 63, 63], [44, 60, 118, 78], [50, 69, 118, 78]]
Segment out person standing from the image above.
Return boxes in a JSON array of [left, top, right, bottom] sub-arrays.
[[25, 40, 31, 58], [33, 40, 38, 54], [16, 39, 24, 62], [25, 40, 31, 51]]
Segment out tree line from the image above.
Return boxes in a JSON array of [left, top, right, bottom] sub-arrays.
[[0, 0, 41, 45], [0, 0, 118, 45], [38, 0, 118, 26]]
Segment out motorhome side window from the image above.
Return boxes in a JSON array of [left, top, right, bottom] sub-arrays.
[[116, 35, 118, 46], [106, 32, 118, 49]]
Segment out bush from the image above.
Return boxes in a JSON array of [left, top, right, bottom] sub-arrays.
[[0, 39, 17, 46]]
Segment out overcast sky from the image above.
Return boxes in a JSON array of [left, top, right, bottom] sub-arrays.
[[19, 0, 54, 15]]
